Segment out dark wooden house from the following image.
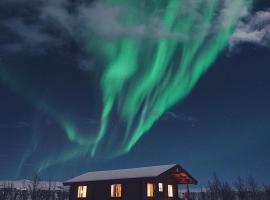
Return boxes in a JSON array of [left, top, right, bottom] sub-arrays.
[[63, 164, 198, 200]]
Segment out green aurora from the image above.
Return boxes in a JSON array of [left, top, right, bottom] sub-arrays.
[[90, 0, 253, 155], [0, 0, 253, 174]]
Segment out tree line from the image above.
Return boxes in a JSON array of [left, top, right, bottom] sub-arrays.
[[1, 174, 270, 200], [0, 174, 68, 200], [189, 175, 270, 200]]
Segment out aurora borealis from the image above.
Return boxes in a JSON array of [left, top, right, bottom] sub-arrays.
[[95, 0, 252, 156], [0, 0, 270, 184]]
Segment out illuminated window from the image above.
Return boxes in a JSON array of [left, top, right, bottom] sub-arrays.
[[111, 184, 122, 197], [158, 183, 163, 192], [77, 186, 87, 198], [168, 185, 173, 197], [147, 183, 154, 197]]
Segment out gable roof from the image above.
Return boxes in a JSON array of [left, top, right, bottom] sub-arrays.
[[64, 164, 176, 184]]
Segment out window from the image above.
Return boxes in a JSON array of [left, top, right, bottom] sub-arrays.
[[158, 183, 163, 192], [77, 186, 87, 198], [147, 183, 154, 197], [168, 185, 174, 197], [111, 184, 122, 197]]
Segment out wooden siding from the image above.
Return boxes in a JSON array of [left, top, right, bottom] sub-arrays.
[[68, 179, 180, 200]]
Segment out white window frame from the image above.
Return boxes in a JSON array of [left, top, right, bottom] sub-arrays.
[[111, 184, 122, 197], [77, 186, 87, 198], [147, 183, 154, 197], [168, 184, 174, 197], [158, 183, 163, 192]]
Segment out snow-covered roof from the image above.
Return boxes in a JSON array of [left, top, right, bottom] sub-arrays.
[[65, 164, 176, 184]]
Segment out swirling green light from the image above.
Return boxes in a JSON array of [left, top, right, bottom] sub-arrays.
[[93, 0, 253, 155], [0, 0, 253, 173]]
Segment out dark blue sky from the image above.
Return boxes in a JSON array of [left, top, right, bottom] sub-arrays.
[[0, 0, 269, 186]]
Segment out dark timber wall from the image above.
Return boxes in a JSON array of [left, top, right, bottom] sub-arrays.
[[64, 164, 198, 200], [68, 178, 178, 200]]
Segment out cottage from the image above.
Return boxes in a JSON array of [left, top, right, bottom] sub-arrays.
[[63, 164, 198, 200]]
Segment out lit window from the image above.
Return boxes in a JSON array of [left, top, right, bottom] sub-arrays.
[[168, 185, 173, 197], [158, 183, 163, 192], [111, 184, 122, 197], [77, 186, 87, 198], [147, 183, 154, 197]]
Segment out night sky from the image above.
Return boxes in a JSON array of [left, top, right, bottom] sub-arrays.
[[0, 0, 270, 186]]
